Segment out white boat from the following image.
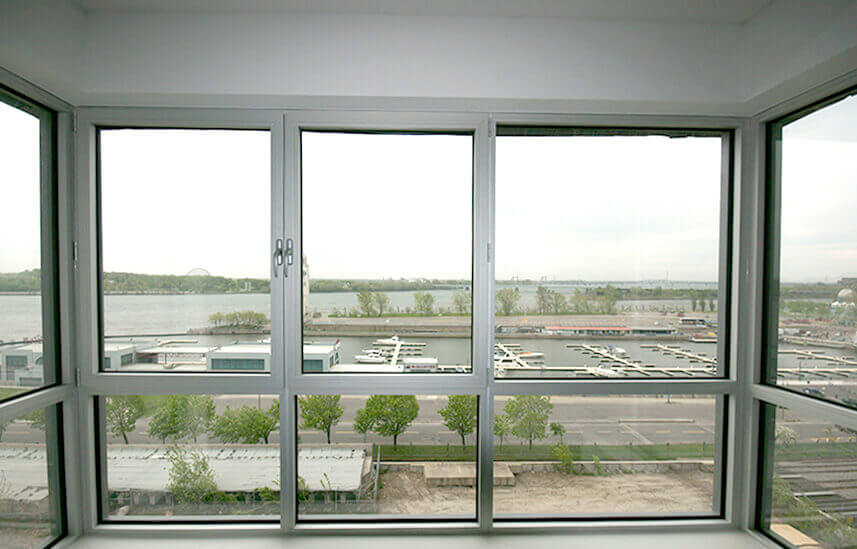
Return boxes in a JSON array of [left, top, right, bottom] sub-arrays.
[[355, 349, 386, 364]]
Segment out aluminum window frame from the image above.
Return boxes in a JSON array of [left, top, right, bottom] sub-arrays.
[[69, 108, 747, 536], [0, 67, 75, 548], [748, 72, 857, 548]]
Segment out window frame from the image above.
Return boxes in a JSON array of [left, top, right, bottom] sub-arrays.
[[71, 108, 746, 536], [750, 76, 857, 548]]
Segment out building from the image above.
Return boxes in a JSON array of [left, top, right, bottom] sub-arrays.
[[207, 343, 270, 371]]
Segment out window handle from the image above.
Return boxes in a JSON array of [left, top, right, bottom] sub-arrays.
[[285, 239, 294, 275], [272, 238, 284, 278]]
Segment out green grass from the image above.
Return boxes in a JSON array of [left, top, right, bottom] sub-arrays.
[[0, 386, 29, 401], [376, 442, 716, 462], [776, 441, 857, 460]]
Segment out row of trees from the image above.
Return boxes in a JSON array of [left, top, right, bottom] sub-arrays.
[[105, 395, 280, 445], [208, 310, 269, 328], [496, 287, 618, 316]]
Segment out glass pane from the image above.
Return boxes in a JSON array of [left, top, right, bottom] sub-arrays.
[[0, 405, 64, 548], [768, 93, 857, 409], [98, 129, 271, 373], [102, 394, 279, 519], [759, 403, 857, 548], [301, 132, 473, 374], [493, 394, 719, 518], [494, 130, 723, 379], [0, 99, 51, 400], [296, 394, 477, 520]]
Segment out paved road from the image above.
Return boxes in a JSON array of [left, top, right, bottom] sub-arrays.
[[1, 395, 850, 447]]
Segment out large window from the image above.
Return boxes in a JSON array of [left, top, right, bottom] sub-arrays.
[[99, 394, 280, 521], [493, 394, 720, 518], [300, 131, 474, 375], [0, 404, 65, 548], [0, 92, 58, 400], [765, 91, 857, 410], [98, 129, 271, 374], [758, 403, 857, 548], [495, 128, 728, 379]]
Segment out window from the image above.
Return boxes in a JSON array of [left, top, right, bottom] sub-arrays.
[[757, 403, 857, 548], [99, 394, 280, 521], [300, 131, 474, 374], [0, 404, 65, 547], [493, 394, 720, 518], [495, 128, 729, 379], [765, 91, 857, 409], [0, 92, 59, 400], [97, 129, 271, 374], [296, 394, 477, 521]]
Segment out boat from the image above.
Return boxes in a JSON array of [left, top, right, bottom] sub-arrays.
[[355, 349, 386, 364]]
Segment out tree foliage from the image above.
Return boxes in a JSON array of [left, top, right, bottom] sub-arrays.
[[356, 395, 419, 448], [504, 395, 553, 449], [536, 286, 567, 314], [413, 292, 436, 315], [495, 288, 520, 316], [208, 310, 269, 328], [167, 445, 217, 504], [438, 395, 478, 448], [356, 290, 376, 317], [211, 400, 279, 444], [373, 292, 390, 316], [550, 422, 566, 444], [452, 289, 472, 314], [148, 395, 216, 443], [494, 414, 512, 449], [298, 395, 343, 444], [106, 396, 144, 444]]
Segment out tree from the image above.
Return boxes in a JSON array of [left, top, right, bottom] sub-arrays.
[[0, 419, 8, 442], [709, 299, 716, 312], [356, 290, 376, 317], [495, 288, 520, 316], [691, 296, 698, 312], [550, 422, 566, 444], [356, 395, 419, 448], [106, 395, 144, 444], [211, 401, 279, 444], [24, 408, 45, 431], [775, 425, 798, 447], [373, 292, 390, 317], [504, 395, 553, 450], [452, 289, 472, 314], [298, 395, 343, 444], [494, 414, 512, 449], [354, 407, 374, 442], [699, 298, 707, 312], [413, 292, 436, 315], [167, 445, 217, 504], [598, 294, 617, 314], [438, 395, 478, 449], [548, 291, 567, 314], [148, 395, 215, 443], [536, 286, 551, 314]]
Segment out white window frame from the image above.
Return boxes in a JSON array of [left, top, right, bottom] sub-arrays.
[[68, 107, 751, 537]]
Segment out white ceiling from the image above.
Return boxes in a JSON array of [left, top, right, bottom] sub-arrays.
[[72, 0, 773, 24]]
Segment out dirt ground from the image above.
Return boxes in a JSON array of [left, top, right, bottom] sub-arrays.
[[376, 470, 713, 516], [0, 526, 52, 549]]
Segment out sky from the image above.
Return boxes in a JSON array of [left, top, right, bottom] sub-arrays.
[[2, 98, 855, 283]]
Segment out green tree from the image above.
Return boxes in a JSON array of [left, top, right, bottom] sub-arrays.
[[167, 445, 217, 504], [148, 395, 215, 443], [452, 289, 472, 314], [598, 294, 617, 314], [494, 413, 512, 449], [699, 297, 707, 312], [357, 395, 419, 448], [0, 419, 8, 442], [495, 288, 520, 316], [298, 395, 343, 444], [550, 422, 566, 444], [504, 395, 553, 450], [536, 286, 551, 314], [24, 408, 45, 431], [211, 401, 279, 444], [356, 290, 376, 316], [709, 299, 716, 312], [438, 395, 478, 449], [354, 407, 374, 442], [106, 395, 144, 444], [373, 292, 390, 317], [413, 292, 436, 315], [548, 291, 567, 314], [691, 296, 698, 312]]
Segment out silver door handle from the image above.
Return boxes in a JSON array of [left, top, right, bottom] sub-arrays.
[[272, 238, 284, 278]]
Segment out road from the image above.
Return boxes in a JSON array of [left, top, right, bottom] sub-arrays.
[[1, 395, 849, 447]]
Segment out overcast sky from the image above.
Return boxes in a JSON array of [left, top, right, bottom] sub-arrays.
[[2, 98, 855, 283]]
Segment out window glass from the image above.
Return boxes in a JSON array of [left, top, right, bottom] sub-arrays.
[[495, 130, 724, 379], [296, 394, 477, 520], [98, 129, 271, 373], [300, 132, 473, 374], [0, 404, 64, 547], [768, 93, 857, 409], [0, 98, 54, 400], [101, 394, 279, 519], [758, 403, 857, 548], [493, 394, 719, 518]]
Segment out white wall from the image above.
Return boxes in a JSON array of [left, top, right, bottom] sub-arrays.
[[1, 0, 856, 112]]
